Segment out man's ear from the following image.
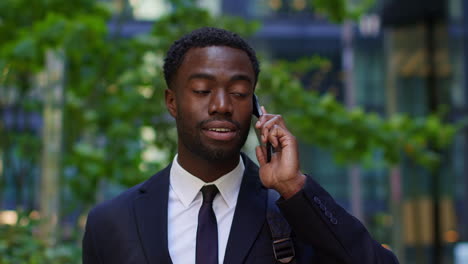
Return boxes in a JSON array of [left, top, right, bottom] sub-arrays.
[[165, 89, 177, 118]]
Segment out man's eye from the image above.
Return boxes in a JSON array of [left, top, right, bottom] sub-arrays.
[[193, 90, 210, 94], [231, 92, 248, 98]]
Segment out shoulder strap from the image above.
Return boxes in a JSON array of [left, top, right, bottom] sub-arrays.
[[266, 189, 296, 264]]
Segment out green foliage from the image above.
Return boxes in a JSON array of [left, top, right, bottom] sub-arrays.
[[257, 58, 457, 169], [0, 212, 80, 264], [0, 0, 262, 208], [0, 0, 109, 75], [311, 0, 375, 22]]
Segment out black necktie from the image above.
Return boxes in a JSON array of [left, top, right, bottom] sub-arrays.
[[196, 185, 219, 264]]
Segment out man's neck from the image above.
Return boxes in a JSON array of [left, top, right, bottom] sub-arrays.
[[176, 152, 241, 183]]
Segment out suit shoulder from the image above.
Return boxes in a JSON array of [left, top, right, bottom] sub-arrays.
[[86, 181, 142, 224]]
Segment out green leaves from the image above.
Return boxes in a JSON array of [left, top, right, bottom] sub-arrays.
[[0, 211, 80, 264], [311, 0, 376, 22], [256, 58, 457, 169], [0, 0, 110, 78]]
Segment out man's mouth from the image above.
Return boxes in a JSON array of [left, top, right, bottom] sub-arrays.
[[202, 120, 239, 141], [207, 128, 233, 132]]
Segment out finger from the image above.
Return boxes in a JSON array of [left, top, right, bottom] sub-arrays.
[[255, 145, 267, 166], [261, 115, 285, 142], [255, 106, 272, 129], [256, 112, 276, 129], [254, 106, 266, 129], [255, 119, 261, 129], [269, 124, 296, 149], [267, 125, 281, 148]]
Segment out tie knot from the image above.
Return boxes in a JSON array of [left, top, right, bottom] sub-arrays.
[[201, 185, 219, 203]]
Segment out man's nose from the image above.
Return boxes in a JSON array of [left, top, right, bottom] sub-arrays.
[[208, 89, 233, 115]]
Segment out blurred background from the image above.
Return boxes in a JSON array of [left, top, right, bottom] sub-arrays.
[[1, 0, 467, 263]]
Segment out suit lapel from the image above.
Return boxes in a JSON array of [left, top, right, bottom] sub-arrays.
[[133, 165, 173, 264], [224, 155, 267, 264]]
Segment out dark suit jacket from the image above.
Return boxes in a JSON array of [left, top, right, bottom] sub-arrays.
[[83, 154, 399, 264]]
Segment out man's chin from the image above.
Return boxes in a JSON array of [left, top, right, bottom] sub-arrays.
[[194, 144, 242, 162], [179, 130, 248, 162]]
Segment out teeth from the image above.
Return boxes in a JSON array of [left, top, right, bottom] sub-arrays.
[[208, 128, 231, 132]]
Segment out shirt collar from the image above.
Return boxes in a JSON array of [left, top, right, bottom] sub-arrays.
[[169, 154, 244, 209]]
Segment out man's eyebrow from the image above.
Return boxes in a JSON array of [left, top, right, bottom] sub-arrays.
[[230, 74, 253, 84], [188, 73, 216, 81]]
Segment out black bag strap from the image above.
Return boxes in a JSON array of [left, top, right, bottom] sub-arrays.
[[266, 189, 296, 264]]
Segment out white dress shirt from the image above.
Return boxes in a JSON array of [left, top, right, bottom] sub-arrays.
[[168, 155, 245, 264]]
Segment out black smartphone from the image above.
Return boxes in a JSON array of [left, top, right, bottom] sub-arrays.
[[252, 94, 273, 162]]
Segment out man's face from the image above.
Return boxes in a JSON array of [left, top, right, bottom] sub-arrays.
[[166, 46, 255, 162]]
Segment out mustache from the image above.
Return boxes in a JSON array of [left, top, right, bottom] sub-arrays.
[[198, 118, 241, 130]]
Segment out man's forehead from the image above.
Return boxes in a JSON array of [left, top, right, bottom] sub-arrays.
[[184, 46, 249, 59], [181, 46, 254, 72]]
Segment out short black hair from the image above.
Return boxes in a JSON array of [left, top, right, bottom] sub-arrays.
[[163, 27, 260, 88]]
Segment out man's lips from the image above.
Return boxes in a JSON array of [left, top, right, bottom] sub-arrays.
[[201, 120, 238, 141]]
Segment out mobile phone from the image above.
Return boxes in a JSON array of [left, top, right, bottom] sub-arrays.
[[252, 94, 273, 162]]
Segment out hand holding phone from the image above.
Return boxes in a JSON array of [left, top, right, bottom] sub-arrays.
[[252, 94, 273, 162]]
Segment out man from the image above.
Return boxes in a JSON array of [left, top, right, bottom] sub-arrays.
[[83, 27, 399, 264]]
